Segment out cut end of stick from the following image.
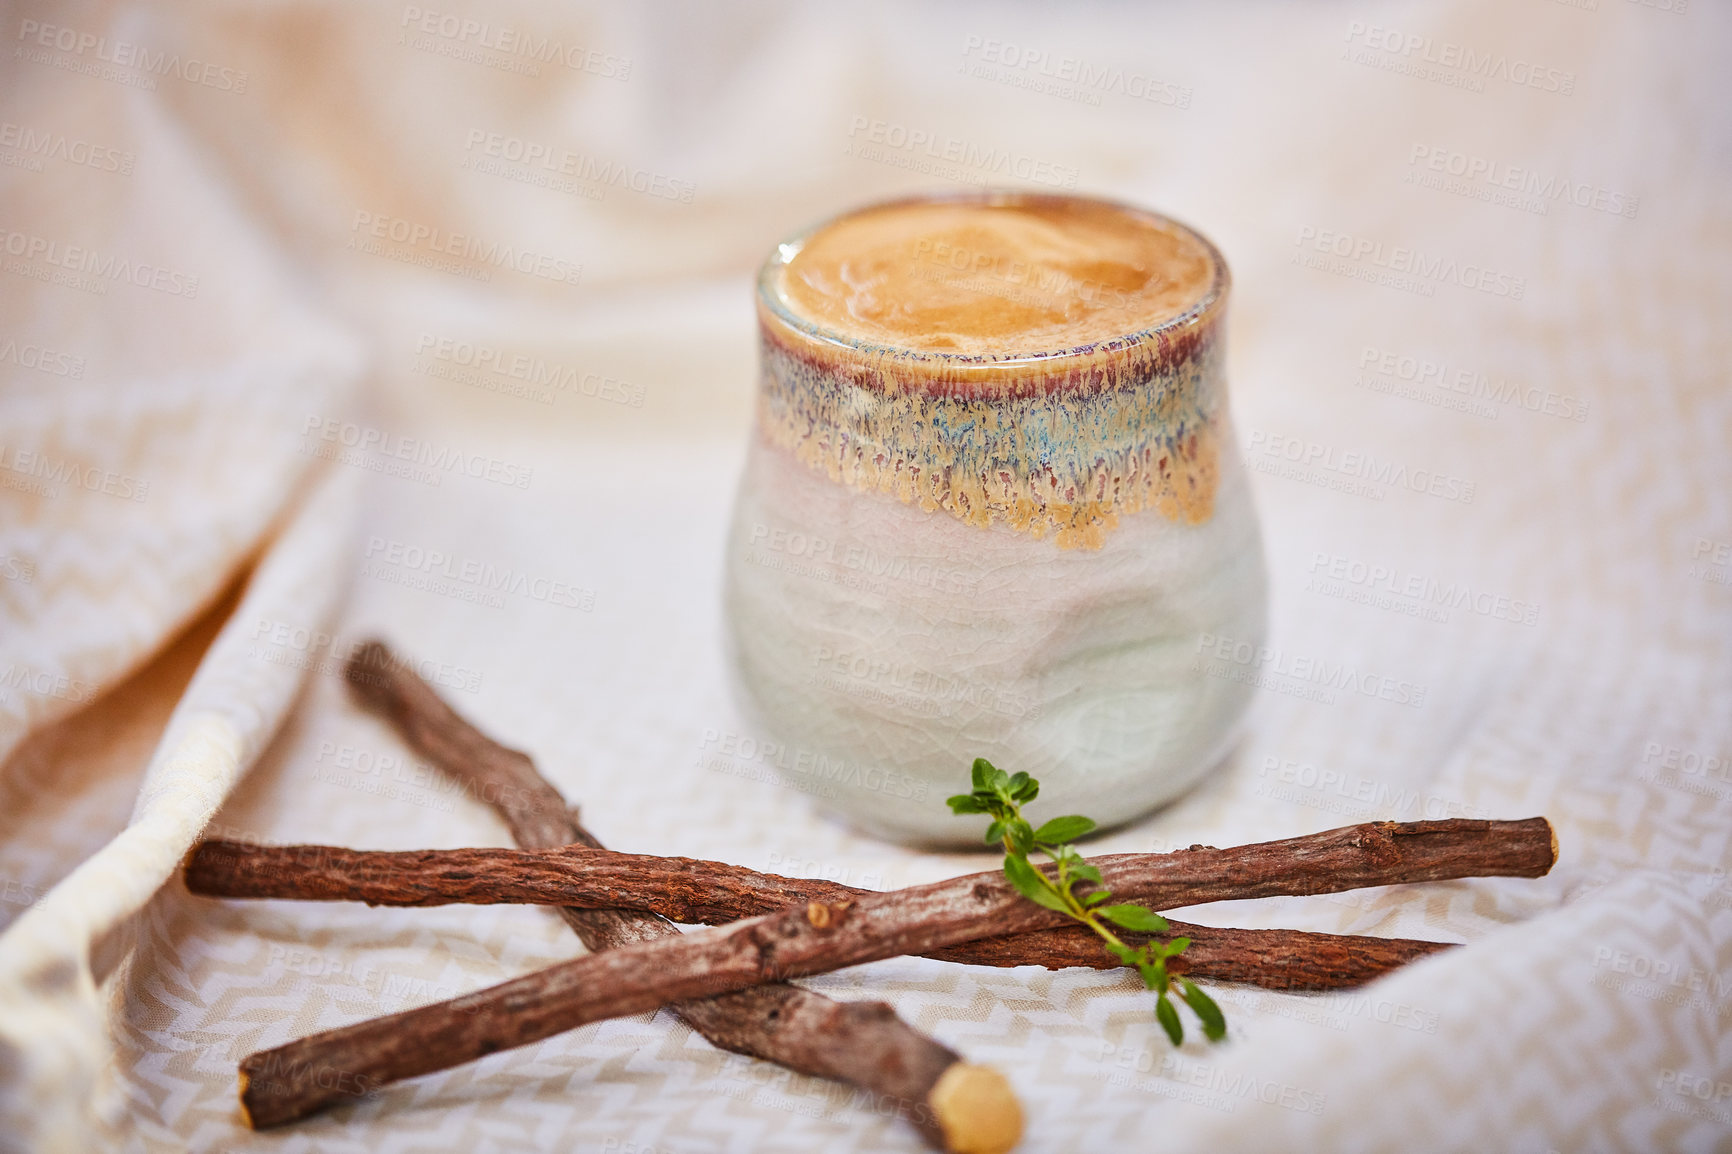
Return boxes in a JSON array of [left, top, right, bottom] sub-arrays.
[[237, 1069, 256, 1130], [929, 1063, 1023, 1154], [805, 899, 853, 930], [1547, 819, 1559, 871]]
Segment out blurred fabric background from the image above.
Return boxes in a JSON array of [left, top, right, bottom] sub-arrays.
[[1, 1, 1728, 1150]]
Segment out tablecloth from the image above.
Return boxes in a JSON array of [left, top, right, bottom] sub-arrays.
[[1, 1, 1728, 1150]]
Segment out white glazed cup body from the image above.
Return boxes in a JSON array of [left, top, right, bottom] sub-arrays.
[[724, 192, 1266, 845]]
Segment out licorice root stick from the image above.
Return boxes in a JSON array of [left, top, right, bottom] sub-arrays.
[[188, 838, 1457, 989], [235, 641, 1021, 1154], [239, 809, 1554, 1125]]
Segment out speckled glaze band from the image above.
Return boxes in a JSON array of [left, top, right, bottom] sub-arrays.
[[755, 196, 1228, 551]]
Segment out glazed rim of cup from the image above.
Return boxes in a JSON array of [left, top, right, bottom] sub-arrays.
[[757, 189, 1229, 381]]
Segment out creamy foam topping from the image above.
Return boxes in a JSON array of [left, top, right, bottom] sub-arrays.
[[773, 198, 1216, 356]]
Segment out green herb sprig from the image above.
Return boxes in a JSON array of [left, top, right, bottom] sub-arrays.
[[948, 758, 1226, 1046]]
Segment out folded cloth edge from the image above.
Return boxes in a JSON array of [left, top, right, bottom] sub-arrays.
[[0, 463, 360, 1154]]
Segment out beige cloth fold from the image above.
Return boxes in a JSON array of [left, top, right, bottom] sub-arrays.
[[0, 467, 359, 1151]]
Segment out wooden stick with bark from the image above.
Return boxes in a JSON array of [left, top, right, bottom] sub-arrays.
[[243, 641, 1021, 1154], [237, 813, 1554, 1124], [188, 839, 1457, 989]]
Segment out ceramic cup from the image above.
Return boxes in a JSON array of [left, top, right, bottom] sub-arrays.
[[723, 191, 1266, 845]]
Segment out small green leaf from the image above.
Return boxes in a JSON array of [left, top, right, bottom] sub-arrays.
[[1179, 979, 1226, 1042], [1003, 854, 1069, 913], [1155, 994, 1183, 1046], [1099, 905, 1170, 934], [950, 761, 1217, 1048], [1147, 955, 1171, 992], [1032, 815, 1096, 844]]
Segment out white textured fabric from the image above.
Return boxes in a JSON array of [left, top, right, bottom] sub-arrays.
[[1, 2, 1728, 1152], [0, 467, 360, 1151]]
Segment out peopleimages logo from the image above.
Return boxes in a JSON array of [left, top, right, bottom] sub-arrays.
[[808, 644, 1040, 721], [398, 7, 632, 80], [697, 728, 930, 804], [412, 334, 645, 408], [958, 35, 1192, 109], [1636, 740, 1730, 802], [1689, 538, 1731, 587], [0, 228, 199, 297], [1591, 945, 1731, 1010], [0, 444, 149, 501], [1257, 756, 1487, 821], [249, 617, 484, 695], [1342, 21, 1575, 95], [1094, 1044, 1327, 1116], [1406, 145, 1638, 220], [910, 235, 1141, 312], [0, 337, 85, 378], [1195, 632, 1428, 708], [348, 210, 583, 286], [0, 121, 135, 175], [461, 130, 694, 204], [16, 19, 249, 92], [0, 663, 95, 706], [300, 416, 533, 489], [1306, 551, 1541, 628], [844, 116, 1079, 189], [746, 522, 981, 599], [362, 535, 596, 611], [1654, 1070, 1731, 1126], [1245, 427, 1476, 505], [1294, 226, 1525, 300], [1356, 344, 1588, 423]]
